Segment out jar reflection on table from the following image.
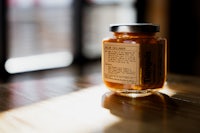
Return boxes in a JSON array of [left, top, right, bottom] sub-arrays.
[[102, 92, 176, 121]]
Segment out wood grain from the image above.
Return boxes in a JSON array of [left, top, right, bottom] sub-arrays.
[[0, 74, 200, 133]]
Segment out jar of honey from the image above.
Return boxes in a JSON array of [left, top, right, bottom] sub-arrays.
[[102, 23, 167, 97]]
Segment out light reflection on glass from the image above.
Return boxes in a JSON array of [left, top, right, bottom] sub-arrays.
[[159, 82, 176, 97]]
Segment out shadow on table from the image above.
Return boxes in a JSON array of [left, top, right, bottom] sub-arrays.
[[102, 91, 199, 133], [102, 92, 176, 120]]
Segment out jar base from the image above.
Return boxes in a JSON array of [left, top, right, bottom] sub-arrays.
[[112, 88, 161, 98]]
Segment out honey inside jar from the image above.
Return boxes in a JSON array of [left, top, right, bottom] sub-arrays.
[[102, 23, 167, 97]]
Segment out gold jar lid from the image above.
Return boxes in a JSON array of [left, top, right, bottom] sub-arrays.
[[110, 23, 160, 33]]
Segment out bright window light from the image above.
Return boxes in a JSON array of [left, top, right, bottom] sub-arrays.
[[5, 52, 73, 74]]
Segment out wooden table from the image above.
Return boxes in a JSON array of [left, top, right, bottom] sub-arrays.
[[0, 65, 200, 133]]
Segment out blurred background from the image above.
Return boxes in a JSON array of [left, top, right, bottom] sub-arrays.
[[1, 0, 200, 76]]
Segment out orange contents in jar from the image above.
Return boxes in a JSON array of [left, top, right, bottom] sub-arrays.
[[102, 23, 167, 97]]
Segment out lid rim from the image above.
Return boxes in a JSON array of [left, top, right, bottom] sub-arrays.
[[110, 23, 160, 33]]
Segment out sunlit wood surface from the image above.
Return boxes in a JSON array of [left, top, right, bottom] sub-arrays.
[[0, 71, 200, 133]]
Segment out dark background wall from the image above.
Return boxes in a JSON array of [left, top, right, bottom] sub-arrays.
[[136, 0, 200, 76], [169, 0, 200, 76]]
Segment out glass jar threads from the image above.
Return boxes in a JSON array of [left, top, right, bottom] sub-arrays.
[[102, 23, 167, 97]]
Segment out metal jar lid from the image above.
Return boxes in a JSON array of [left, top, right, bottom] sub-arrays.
[[110, 23, 160, 33]]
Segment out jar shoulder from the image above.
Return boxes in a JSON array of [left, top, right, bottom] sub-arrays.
[[103, 37, 160, 44]]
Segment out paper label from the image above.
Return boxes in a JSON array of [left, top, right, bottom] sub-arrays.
[[102, 42, 140, 84]]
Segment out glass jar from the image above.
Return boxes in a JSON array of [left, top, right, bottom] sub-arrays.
[[102, 23, 167, 97]]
